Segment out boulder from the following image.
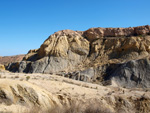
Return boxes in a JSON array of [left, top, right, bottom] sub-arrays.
[[61, 68, 95, 82]]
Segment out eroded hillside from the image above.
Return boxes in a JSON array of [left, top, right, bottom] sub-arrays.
[[7, 25, 150, 88]]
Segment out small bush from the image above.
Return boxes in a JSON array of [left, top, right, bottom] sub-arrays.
[[26, 76, 30, 81]]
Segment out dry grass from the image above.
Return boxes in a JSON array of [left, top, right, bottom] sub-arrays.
[[26, 100, 113, 113]]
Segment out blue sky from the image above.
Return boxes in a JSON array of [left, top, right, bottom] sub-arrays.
[[0, 0, 150, 56]]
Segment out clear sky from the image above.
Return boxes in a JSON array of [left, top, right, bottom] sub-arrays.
[[0, 0, 150, 56]]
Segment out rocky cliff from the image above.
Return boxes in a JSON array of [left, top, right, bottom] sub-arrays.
[[7, 25, 150, 88]]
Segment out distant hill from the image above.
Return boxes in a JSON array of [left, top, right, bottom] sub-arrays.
[[0, 55, 25, 65]]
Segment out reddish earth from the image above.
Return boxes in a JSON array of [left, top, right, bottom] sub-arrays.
[[0, 55, 25, 65]]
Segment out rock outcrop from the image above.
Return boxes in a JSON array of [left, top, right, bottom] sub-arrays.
[[83, 25, 150, 42], [7, 25, 150, 88], [0, 79, 63, 113], [8, 30, 89, 74], [104, 57, 150, 88]]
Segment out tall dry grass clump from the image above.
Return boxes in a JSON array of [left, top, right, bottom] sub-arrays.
[[26, 100, 113, 113]]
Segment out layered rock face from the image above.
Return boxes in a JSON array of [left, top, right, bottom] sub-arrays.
[[84, 25, 150, 41], [7, 25, 150, 88]]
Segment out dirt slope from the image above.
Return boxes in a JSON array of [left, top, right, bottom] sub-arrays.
[[0, 71, 150, 113]]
